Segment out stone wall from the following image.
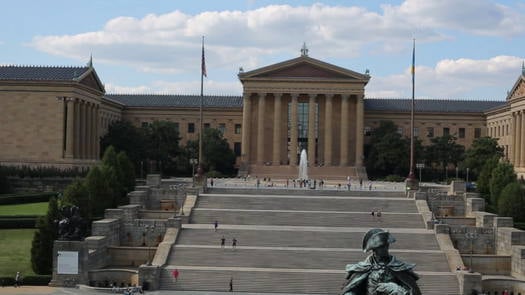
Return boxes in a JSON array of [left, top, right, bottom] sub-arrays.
[[108, 247, 153, 267], [448, 225, 496, 254], [460, 254, 511, 275], [427, 193, 466, 217]]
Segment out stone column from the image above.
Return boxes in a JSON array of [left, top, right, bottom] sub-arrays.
[[86, 103, 93, 159], [516, 111, 525, 167], [64, 98, 75, 158], [355, 95, 364, 167], [241, 93, 252, 165], [79, 101, 87, 159], [517, 112, 522, 168], [512, 113, 517, 166], [95, 105, 100, 159], [74, 100, 81, 159], [324, 94, 333, 166], [290, 94, 299, 166], [257, 93, 266, 165], [307, 94, 316, 166], [340, 95, 349, 166], [272, 93, 282, 165]]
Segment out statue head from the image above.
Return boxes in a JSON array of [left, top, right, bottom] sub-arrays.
[[362, 228, 396, 252]]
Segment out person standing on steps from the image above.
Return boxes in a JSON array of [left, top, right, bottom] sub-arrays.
[[229, 276, 233, 292], [232, 237, 237, 249], [214, 220, 218, 232], [221, 236, 226, 248], [171, 268, 179, 282]]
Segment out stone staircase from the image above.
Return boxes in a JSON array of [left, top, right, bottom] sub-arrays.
[[160, 191, 460, 294]]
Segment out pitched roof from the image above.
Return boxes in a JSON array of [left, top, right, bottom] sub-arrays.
[[106, 94, 243, 108], [364, 98, 505, 113], [0, 65, 90, 81]]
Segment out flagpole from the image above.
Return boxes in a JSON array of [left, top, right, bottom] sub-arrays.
[[407, 38, 417, 184], [198, 36, 205, 177]]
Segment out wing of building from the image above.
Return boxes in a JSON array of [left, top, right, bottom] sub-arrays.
[[0, 54, 517, 179]]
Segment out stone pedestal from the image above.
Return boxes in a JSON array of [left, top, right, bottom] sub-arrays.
[[146, 174, 161, 187], [138, 264, 160, 291], [50, 241, 89, 287]]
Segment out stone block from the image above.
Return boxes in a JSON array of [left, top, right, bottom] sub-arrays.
[[84, 236, 107, 250], [466, 198, 485, 217], [474, 212, 496, 227], [138, 265, 160, 291], [146, 174, 161, 187], [166, 217, 181, 229], [494, 217, 514, 228], [449, 180, 466, 195], [435, 224, 450, 234], [128, 190, 148, 207], [104, 208, 124, 220], [414, 192, 426, 200]]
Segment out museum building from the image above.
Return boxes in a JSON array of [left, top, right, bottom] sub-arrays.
[[2, 51, 524, 179]]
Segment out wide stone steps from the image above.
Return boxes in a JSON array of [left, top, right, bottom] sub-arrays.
[[197, 194, 418, 212], [159, 268, 460, 295], [191, 209, 426, 228], [177, 228, 441, 250], [167, 246, 450, 272], [206, 187, 407, 198]]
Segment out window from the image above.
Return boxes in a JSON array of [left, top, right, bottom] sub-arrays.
[[397, 127, 403, 135], [458, 128, 465, 139], [426, 127, 434, 138], [235, 124, 242, 134], [218, 123, 226, 135], [474, 127, 481, 138], [188, 123, 195, 133], [443, 127, 450, 136], [414, 127, 419, 137], [204, 123, 210, 129], [364, 126, 372, 136], [174, 122, 179, 133], [234, 142, 241, 156]]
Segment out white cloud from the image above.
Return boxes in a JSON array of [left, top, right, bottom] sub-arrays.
[[367, 55, 522, 99]]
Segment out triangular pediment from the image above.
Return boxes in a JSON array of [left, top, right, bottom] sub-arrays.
[[239, 56, 369, 83], [507, 75, 525, 101], [77, 68, 105, 93]]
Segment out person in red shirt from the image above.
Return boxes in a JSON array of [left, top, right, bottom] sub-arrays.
[[171, 269, 179, 282]]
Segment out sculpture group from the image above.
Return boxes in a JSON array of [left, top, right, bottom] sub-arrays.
[[341, 228, 421, 295]]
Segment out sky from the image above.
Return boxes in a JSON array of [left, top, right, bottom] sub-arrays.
[[2, 0, 525, 100]]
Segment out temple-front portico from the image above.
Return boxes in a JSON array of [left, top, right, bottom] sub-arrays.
[[238, 52, 369, 179]]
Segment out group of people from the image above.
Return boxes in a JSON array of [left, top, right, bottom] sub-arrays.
[[370, 208, 382, 220], [214, 221, 238, 249]]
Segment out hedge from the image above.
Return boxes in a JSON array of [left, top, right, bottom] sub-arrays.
[[0, 217, 38, 229], [0, 192, 57, 205], [0, 275, 51, 286]]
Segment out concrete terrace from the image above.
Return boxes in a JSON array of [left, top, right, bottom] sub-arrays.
[[160, 182, 460, 294]]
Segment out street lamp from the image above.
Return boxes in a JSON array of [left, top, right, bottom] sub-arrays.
[[416, 163, 424, 182], [190, 158, 198, 187], [466, 168, 470, 183], [143, 224, 155, 266], [465, 231, 478, 272]]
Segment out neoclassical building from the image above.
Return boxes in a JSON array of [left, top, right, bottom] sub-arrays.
[[1, 52, 521, 179]]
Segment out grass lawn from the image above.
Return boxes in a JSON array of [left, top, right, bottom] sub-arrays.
[[0, 202, 48, 216], [0, 229, 36, 277]]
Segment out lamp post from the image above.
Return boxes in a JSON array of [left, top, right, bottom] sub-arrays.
[[190, 158, 198, 187], [465, 231, 478, 272], [466, 168, 470, 183], [143, 224, 155, 266], [416, 163, 424, 182]]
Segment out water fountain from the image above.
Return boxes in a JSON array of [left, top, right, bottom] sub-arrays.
[[298, 149, 308, 180]]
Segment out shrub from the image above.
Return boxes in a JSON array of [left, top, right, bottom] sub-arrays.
[[0, 217, 37, 229], [0, 192, 57, 205], [384, 175, 405, 182]]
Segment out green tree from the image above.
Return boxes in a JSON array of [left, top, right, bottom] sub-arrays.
[[365, 121, 410, 178], [85, 166, 115, 219], [477, 156, 499, 201], [203, 128, 237, 175], [100, 120, 146, 171], [425, 134, 465, 178], [489, 161, 516, 207], [31, 197, 59, 274], [143, 121, 181, 174], [117, 151, 136, 193], [62, 179, 89, 219], [498, 182, 525, 221], [464, 137, 504, 179]]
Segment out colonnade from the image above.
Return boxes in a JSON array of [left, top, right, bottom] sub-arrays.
[[512, 111, 525, 168], [64, 98, 100, 160], [241, 92, 364, 168]]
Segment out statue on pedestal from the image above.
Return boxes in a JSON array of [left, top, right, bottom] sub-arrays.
[[57, 206, 87, 241], [341, 228, 421, 295]]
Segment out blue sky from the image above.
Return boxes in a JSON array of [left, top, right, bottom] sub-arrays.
[[2, 0, 525, 100]]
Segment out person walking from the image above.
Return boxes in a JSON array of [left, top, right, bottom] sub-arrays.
[[214, 220, 219, 232], [229, 277, 233, 292], [232, 237, 237, 249], [171, 269, 179, 282], [221, 236, 226, 248], [14, 272, 20, 288]]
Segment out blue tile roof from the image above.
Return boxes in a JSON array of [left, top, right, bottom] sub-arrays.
[[106, 94, 243, 108], [364, 98, 505, 113], [0, 65, 90, 81], [106, 95, 505, 113]]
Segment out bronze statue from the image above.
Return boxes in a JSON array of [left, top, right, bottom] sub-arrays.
[[57, 206, 87, 241], [341, 228, 421, 295]]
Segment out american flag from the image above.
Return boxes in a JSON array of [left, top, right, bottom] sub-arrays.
[[201, 42, 207, 78]]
